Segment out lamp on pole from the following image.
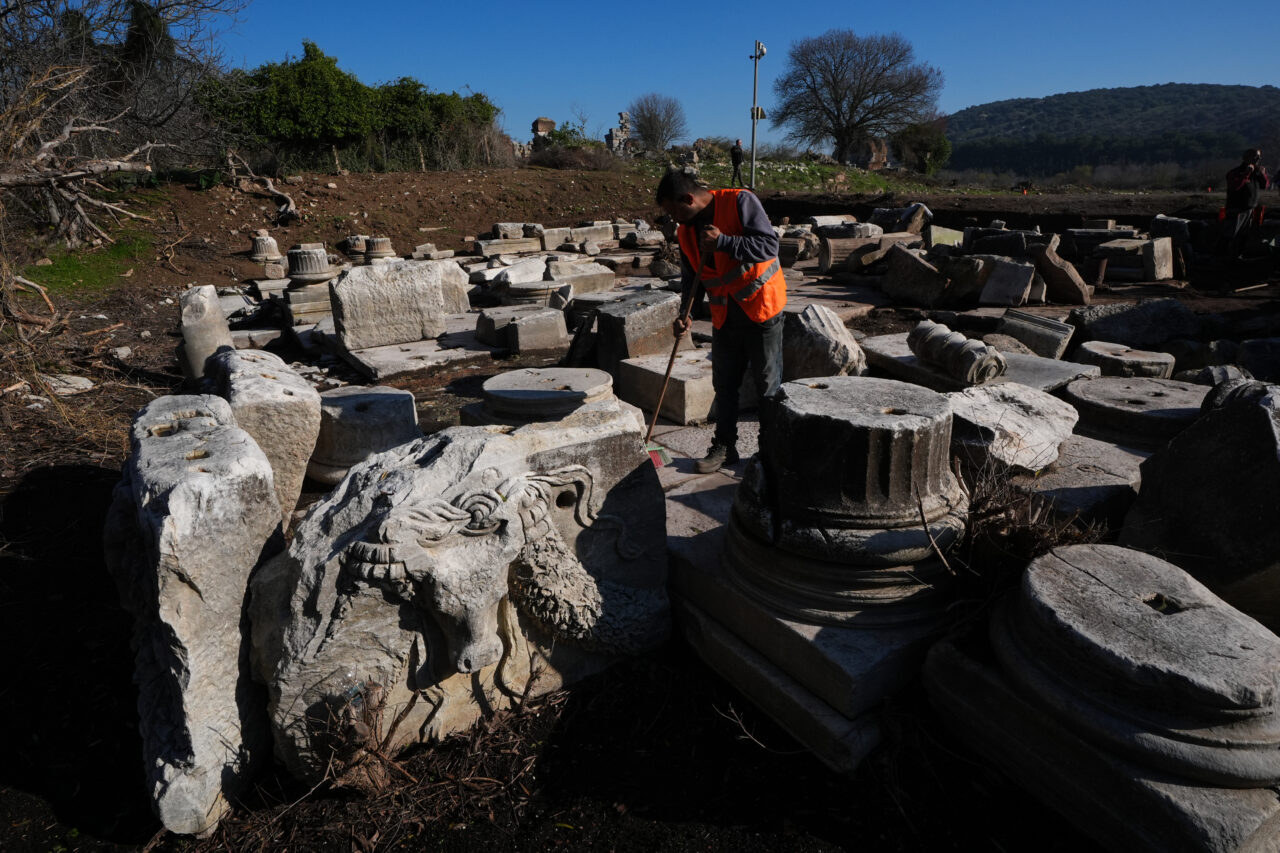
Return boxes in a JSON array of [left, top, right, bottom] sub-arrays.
[[749, 40, 766, 190]]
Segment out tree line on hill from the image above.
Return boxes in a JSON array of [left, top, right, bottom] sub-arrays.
[[944, 84, 1280, 178]]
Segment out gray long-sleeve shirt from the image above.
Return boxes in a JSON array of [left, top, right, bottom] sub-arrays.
[[679, 190, 778, 304]]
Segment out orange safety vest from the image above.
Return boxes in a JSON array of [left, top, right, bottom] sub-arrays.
[[678, 189, 786, 329]]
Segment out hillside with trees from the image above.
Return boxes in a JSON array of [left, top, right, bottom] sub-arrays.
[[945, 83, 1280, 176]]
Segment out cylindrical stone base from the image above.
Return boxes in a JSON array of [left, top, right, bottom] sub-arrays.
[[461, 368, 614, 425], [307, 386, 421, 485], [1075, 341, 1175, 378]]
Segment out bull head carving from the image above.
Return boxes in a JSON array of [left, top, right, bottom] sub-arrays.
[[341, 465, 608, 675]]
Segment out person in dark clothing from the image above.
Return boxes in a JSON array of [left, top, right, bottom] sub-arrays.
[[657, 170, 785, 473], [1221, 148, 1270, 260], [730, 139, 745, 187]]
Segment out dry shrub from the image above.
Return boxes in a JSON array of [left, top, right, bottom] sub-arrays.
[[944, 454, 1101, 619]]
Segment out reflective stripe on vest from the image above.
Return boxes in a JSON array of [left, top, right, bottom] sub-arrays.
[[678, 189, 786, 327], [706, 258, 781, 306]]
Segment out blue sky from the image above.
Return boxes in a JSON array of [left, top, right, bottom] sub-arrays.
[[220, 1, 1280, 149]]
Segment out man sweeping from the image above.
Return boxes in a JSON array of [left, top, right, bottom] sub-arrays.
[[657, 170, 786, 473]]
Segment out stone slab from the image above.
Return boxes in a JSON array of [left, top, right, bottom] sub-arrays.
[[336, 314, 504, 380], [475, 237, 542, 257], [595, 291, 685, 377], [330, 260, 470, 351], [978, 260, 1035, 307], [998, 310, 1074, 359], [1075, 341, 1175, 378], [862, 333, 1099, 393], [676, 600, 881, 776], [617, 349, 715, 424], [1010, 434, 1147, 527], [673, 546, 940, 720]]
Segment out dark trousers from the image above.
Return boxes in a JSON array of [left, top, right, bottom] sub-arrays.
[[731, 161, 744, 186], [1220, 207, 1256, 260], [711, 303, 783, 449]]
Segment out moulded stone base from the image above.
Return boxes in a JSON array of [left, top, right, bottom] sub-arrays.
[[677, 599, 882, 775], [925, 639, 1280, 853], [673, 548, 943, 720]]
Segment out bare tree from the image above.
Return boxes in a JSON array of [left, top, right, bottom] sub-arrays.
[[0, 0, 241, 337], [627, 93, 687, 151], [771, 30, 943, 164]]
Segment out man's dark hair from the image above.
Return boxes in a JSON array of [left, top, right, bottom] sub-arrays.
[[1243, 148, 1262, 164], [656, 169, 705, 203]]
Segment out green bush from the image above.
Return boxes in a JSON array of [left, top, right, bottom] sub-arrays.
[[201, 42, 508, 173]]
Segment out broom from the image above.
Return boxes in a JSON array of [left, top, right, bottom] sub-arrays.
[[644, 227, 713, 466]]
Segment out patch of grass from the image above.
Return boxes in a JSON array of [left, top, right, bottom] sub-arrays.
[[19, 232, 154, 294]]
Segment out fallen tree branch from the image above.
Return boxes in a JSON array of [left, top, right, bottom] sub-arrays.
[[226, 150, 298, 223]]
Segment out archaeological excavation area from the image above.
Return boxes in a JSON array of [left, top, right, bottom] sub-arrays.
[[17, 191, 1280, 852]]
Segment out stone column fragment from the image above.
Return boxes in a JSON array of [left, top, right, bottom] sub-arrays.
[[178, 284, 234, 382], [907, 319, 1007, 385]]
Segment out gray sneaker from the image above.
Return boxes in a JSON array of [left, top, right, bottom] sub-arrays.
[[695, 440, 739, 474]]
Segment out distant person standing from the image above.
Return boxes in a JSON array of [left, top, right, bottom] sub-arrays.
[[1221, 148, 1270, 261], [730, 139, 745, 187]]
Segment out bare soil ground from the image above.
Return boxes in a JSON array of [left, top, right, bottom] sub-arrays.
[[1, 167, 1276, 853]]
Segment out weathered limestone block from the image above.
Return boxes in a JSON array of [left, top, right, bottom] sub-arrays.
[[1074, 340, 1176, 378], [547, 260, 615, 295], [492, 258, 548, 285], [492, 222, 527, 239], [997, 310, 1074, 359], [1027, 243, 1090, 305], [907, 319, 1007, 385], [476, 305, 567, 351], [594, 290, 682, 377], [475, 237, 542, 257], [250, 412, 669, 785], [508, 307, 568, 351], [1120, 380, 1280, 632], [1061, 376, 1208, 449], [209, 350, 321, 524], [782, 304, 866, 381], [880, 245, 950, 307], [947, 382, 1078, 472], [971, 231, 1028, 257], [307, 386, 421, 485], [178, 285, 234, 381], [1067, 299, 1202, 349], [978, 259, 1035, 306], [1010, 434, 1146, 527], [616, 350, 715, 424], [926, 545, 1280, 853], [932, 255, 987, 305], [1174, 364, 1253, 386], [1238, 338, 1280, 383], [104, 395, 279, 835], [1095, 237, 1173, 281], [331, 260, 470, 351]]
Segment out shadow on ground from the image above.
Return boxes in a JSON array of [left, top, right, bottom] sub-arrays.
[[0, 465, 158, 851]]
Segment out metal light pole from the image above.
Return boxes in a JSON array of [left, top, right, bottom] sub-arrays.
[[750, 40, 766, 190]]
